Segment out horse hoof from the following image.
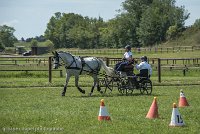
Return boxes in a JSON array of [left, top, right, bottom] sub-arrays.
[[82, 90, 85, 94], [61, 94, 65, 96], [89, 93, 92, 96]]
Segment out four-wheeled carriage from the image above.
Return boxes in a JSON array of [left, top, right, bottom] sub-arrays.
[[99, 65, 152, 95], [52, 51, 152, 96]]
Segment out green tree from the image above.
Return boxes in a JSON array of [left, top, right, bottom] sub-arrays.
[[166, 25, 179, 40], [119, 0, 153, 47], [31, 39, 38, 47], [0, 25, 18, 47], [193, 18, 200, 29], [45, 12, 106, 49], [136, 0, 189, 46], [0, 40, 5, 51], [45, 40, 54, 51]]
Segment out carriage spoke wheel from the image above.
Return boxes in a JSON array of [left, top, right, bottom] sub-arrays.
[[140, 80, 152, 95], [99, 77, 113, 94], [118, 78, 133, 95], [117, 78, 125, 94]]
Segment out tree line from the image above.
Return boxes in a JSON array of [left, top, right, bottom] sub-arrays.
[[45, 0, 189, 49], [1, 0, 199, 51]]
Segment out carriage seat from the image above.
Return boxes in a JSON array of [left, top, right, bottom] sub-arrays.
[[139, 69, 149, 78], [137, 69, 150, 83]]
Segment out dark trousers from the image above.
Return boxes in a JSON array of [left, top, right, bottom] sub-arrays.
[[115, 61, 128, 71], [132, 69, 149, 88]]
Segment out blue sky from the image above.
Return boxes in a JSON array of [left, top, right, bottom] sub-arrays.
[[0, 0, 199, 39]]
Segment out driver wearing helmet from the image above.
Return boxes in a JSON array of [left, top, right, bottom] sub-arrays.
[[115, 45, 133, 71], [124, 45, 132, 61]]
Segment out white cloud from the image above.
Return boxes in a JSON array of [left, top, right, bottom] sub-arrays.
[[0, 19, 19, 27]]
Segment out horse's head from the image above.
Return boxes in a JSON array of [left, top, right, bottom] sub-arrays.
[[52, 51, 61, 69]]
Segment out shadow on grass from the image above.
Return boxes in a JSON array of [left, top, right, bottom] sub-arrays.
[[63, 91, 165, 98]]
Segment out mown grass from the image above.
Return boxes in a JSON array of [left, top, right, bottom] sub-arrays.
[[0, 73, 200, 88], [0, 86, 200, 134], [0, 49, 200, 133]]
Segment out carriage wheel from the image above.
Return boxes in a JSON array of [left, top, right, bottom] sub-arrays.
[[117, 78, 124, 94], [140, 79, 152, 95], [117, 78, 133, 95], [99, 77, 113, 94]]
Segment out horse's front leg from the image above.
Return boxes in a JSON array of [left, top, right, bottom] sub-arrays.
[[75, 75, 85, 94], [62, 74, 70, 96]]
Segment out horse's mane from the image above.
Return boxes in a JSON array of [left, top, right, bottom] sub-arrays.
[[58, 51, 73, 56], [58, 51, 64, 53]]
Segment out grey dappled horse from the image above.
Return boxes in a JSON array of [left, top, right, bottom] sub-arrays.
[[52, 51, 114, 96]]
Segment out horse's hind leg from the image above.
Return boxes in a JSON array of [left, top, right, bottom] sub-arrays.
[[96, 77, 102, 93], [89, 75, 102, 96], [94, 74, 103, 93], [89, 85, 95, 96], [75, 75, 85, 94], [62, 75, 70, 96]]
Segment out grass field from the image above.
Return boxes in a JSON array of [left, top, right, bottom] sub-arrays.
[[0, 86, 200, 134], [0, 49, 200, 133], [0, 74, 200, 88]]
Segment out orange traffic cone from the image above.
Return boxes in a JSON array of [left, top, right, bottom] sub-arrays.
[[169, 103, 185, 127], [179, 89, 189, 107], [98, 99, 111, 121], [146, 97, 159, 119]]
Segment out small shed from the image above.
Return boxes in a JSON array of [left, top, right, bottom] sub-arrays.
[[31, 46, 50, 55]]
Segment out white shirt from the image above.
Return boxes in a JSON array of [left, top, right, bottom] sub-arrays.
[[135, 61, 152, 75], [124, 51, 132, 60]]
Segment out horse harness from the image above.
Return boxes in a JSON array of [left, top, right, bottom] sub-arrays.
[[57, 53, 100, 75]]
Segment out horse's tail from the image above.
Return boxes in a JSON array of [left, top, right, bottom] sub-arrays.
[[98, 58, 117, 77]]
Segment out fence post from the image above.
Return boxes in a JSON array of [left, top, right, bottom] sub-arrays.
[[105, 57, 109, 66], [60, 70, 63, 77], [48, 57, 52, 83], [158, 58, 161, 83], [183, 69, 186, 76]]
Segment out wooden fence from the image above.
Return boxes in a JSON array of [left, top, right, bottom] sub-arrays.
[[0, 56, 200, 83], [103, 57, 200, 83], [0, 56, 48, 65], [104, 57, 200, 66], [0, 56, 53, 82]]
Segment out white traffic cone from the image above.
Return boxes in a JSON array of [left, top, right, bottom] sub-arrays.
[[169, 103, 185, 127], [98, 99, 111, 121]]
